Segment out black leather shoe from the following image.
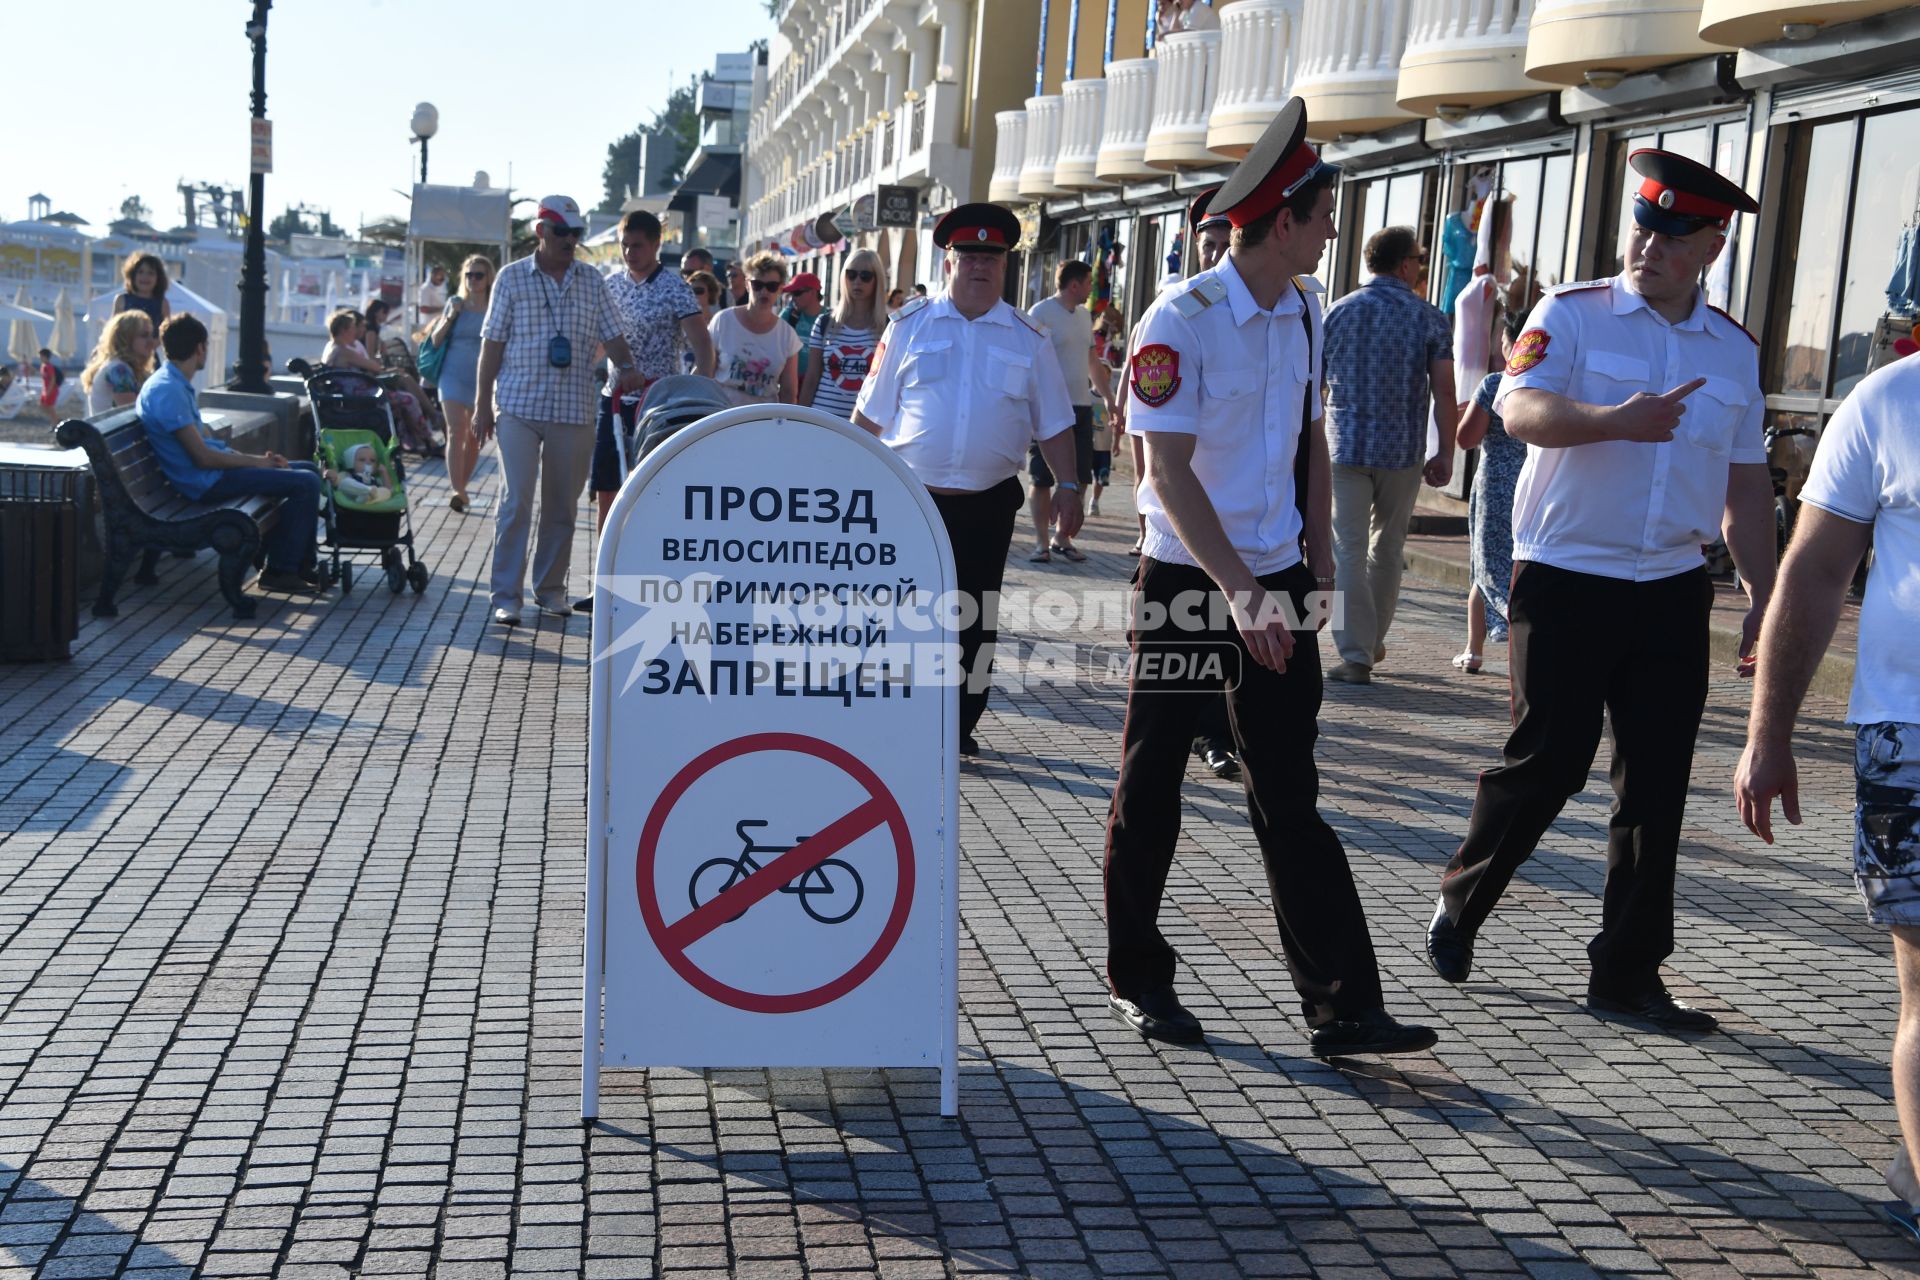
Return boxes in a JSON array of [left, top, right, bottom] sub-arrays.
[[1308, 1008, 1438, 1059], [572, 596, 594, 614], [1427, 900, 1474, 984], [959, 735, 979, 757], [1202, 744, 1241, 780], [258, 569, 328, 596], [1109, 988, 1206, 1045], [1587, 987, 1719, 1032]]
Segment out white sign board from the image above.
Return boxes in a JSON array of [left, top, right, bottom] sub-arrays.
[[584, 405, 960, 1117]]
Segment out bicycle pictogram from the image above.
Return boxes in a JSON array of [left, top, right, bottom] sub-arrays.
[[688, 819, 866, 924]]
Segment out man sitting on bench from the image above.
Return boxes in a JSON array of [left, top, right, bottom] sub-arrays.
[[137, 314, 329, 597]]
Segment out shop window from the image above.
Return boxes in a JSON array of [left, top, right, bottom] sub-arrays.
[[1597, 116, 1749, 304], [1336, 169, 1438, 296], [1441, 150, 1575, 315], [1764, 101, 1920, 419]]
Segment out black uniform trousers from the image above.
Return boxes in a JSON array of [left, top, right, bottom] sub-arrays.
[[930, 476, 1024, 740], [1105, 557, 1385, 1021], [1438, 561, 1712, 998]]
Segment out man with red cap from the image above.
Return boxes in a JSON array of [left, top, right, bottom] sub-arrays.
[[854, 203, 1081, 757], [1103, 99, 1438, 1059], [1426, 149, 1776, 1032]]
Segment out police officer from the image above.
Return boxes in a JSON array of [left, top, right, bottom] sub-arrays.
[[1426, 150, 1775, 1031], [854, 203, 1080, 756], [1105, 99, 1437, 1059], [1184, 186, 1241, 783]]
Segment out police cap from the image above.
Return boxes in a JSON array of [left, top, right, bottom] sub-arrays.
[[934, 203, 1020, 252], [1628, 148, 1758, 238], [1187, 186, 1229, 234], [1209, 98, 1340, 229]]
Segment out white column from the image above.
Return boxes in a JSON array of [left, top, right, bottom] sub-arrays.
[[1095, 57, 1160, 182], [1053, 79, 1113, 189], [1143, 28, 1224, 169], [1207, 0, 1303, 159]]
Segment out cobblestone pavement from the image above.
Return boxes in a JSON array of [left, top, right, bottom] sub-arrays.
[[1, 450, 1910, 1279]]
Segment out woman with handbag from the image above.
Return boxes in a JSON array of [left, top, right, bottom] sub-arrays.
[[428, 255, 494, 513]]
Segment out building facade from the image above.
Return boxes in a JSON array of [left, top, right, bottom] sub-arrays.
[[741, 0, 1043, 295], [985, 0, 1920, 499]]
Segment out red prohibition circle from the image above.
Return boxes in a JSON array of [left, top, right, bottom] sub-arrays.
[[635, 732, 915, 1013]]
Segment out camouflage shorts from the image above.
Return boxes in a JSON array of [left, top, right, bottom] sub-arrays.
[[1857, 722, 1920, 927]]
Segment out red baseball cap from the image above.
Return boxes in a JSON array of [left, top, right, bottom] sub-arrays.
[[781, 272, 822, 295]]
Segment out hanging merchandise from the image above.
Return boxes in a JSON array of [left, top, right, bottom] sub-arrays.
[[1092, 225, 1123, 314]]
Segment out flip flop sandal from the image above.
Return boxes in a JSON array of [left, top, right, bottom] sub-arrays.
[[1028, 546, 1052, 563], [1127, 542, 1142, 557], [1451, 651, 1483, 673], [1051, 543, 1088, 562], [1880, 1201, 1920, 1246]]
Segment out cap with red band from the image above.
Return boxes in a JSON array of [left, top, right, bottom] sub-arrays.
[[534, 194, 587, 231], [1627, 149, 1756, 237], [1188, 186, 1229, 233], [934, 203, 1020, 251], [1209, 97, 1340, 229]]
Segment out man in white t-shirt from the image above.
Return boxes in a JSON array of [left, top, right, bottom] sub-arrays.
[[1026, 260, 1112, 563], [1737, 353, 1920, 1240]]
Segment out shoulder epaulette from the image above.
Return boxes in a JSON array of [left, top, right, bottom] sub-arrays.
[[1170, 275, 1227, 318], [1709, 304, 1759, 345], [1011, 306, 1044, 335], [1549, 278, 1612, 296], [893, 294, 931, 322], [1291, 275, 1326, 295]]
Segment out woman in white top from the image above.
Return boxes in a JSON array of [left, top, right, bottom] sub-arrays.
[[708, 250, 801, 405], [81, 311, 157, 414], [799, 246, 888, 420]]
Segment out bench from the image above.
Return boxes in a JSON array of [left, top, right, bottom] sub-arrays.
[[54, 408, 283, 620]]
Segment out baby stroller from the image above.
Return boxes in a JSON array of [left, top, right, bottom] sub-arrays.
[[624, 374, 735, 474], [288, 357, 399, 450], [312, 425, 431, 595]]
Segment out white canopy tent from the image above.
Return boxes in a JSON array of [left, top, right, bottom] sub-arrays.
[[87, 278, 229, 389], [405, 181, 513, 335]]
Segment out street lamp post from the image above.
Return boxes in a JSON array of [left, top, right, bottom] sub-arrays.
[[234, 0, 272, 393], [411, 103, 438, 185]]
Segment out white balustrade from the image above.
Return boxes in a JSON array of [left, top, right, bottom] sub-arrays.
[[1699, 0, 1913, 45], [1525, 0, 1720, 86], [988, 110, 1029, 204], [1095, 58, 1160, 182], [1292, 0, 1418, 138], [1018, 94, 1067, 199], [1144, 28, 1224, 169], [1054, 78, 1113, 189], [1398, 0, 1536, 113], [1207, 0, 1303, 159]]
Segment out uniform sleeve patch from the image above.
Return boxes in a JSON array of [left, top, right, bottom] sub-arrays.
[[1505, 329, 1551, 376], [1130, 344, 1182, 408]]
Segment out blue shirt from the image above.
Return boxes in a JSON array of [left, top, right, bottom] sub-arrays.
[[1322, 274, 1454, 470], [136, 362, 228, 500]]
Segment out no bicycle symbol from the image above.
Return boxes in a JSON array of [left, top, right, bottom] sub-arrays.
[[635, 733, 916, 1014]]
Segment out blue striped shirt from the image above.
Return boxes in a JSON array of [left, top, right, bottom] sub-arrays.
[[1322, 274, 1454, 470]]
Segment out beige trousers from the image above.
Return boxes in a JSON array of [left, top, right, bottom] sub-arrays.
[[1330, 460, 1425, 668], [490, 413, 594, 611]]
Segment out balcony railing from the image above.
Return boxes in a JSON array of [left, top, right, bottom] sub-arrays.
[[988, 109, 1029, 204], [1699, 0, 1912, 44], [1292, 0, 1419, 138], [1018, 95, 1067, 199], [1208, 0, 1302, 160], [1095, 58, 1159, 182], [1144, 28, 1223, 169], [1525, 0, 1721, 85], [1399, 0, 1536, 114], [1053, 79, 1111, 189]]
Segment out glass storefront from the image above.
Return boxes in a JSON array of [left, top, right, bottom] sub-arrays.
[[1764, 99, 1920, 431], [1442, 149, 1576, 312], [1336, 167, 1440, 296]]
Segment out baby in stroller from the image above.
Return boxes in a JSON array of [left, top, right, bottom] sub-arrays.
[[329, 442, 396, 506]]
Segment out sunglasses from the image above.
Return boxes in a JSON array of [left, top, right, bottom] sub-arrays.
[[751, 279, 783, 293], [844, 269, 875, 283], [464, 270, 487, 279], [546, 224, 584, 239]]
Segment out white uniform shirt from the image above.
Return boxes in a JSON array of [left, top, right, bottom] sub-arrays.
[[855, 294, 1075, 491], [1126, 256, 1322, 576], [1495, 272, 1765, 582], [1798, 357, 1920, 725]]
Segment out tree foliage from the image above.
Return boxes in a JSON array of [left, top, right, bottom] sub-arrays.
[[600, 76, 702, 212]]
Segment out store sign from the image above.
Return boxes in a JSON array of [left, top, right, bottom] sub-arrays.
[[583, 405, 961, 1119], [852, 194, 878, 233], [876, 185, 917, 228]]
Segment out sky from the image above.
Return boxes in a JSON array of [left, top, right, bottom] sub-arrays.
[[6, 0, 776, 233]]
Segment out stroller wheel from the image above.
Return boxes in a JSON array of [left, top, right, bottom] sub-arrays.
[[385, 551, 406, 593], [407, 562, 430, 594], [339, 563, 354, 593]]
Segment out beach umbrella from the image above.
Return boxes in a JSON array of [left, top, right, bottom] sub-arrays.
[[9, 286, 44, 365], [51, 288, 77, 359]]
